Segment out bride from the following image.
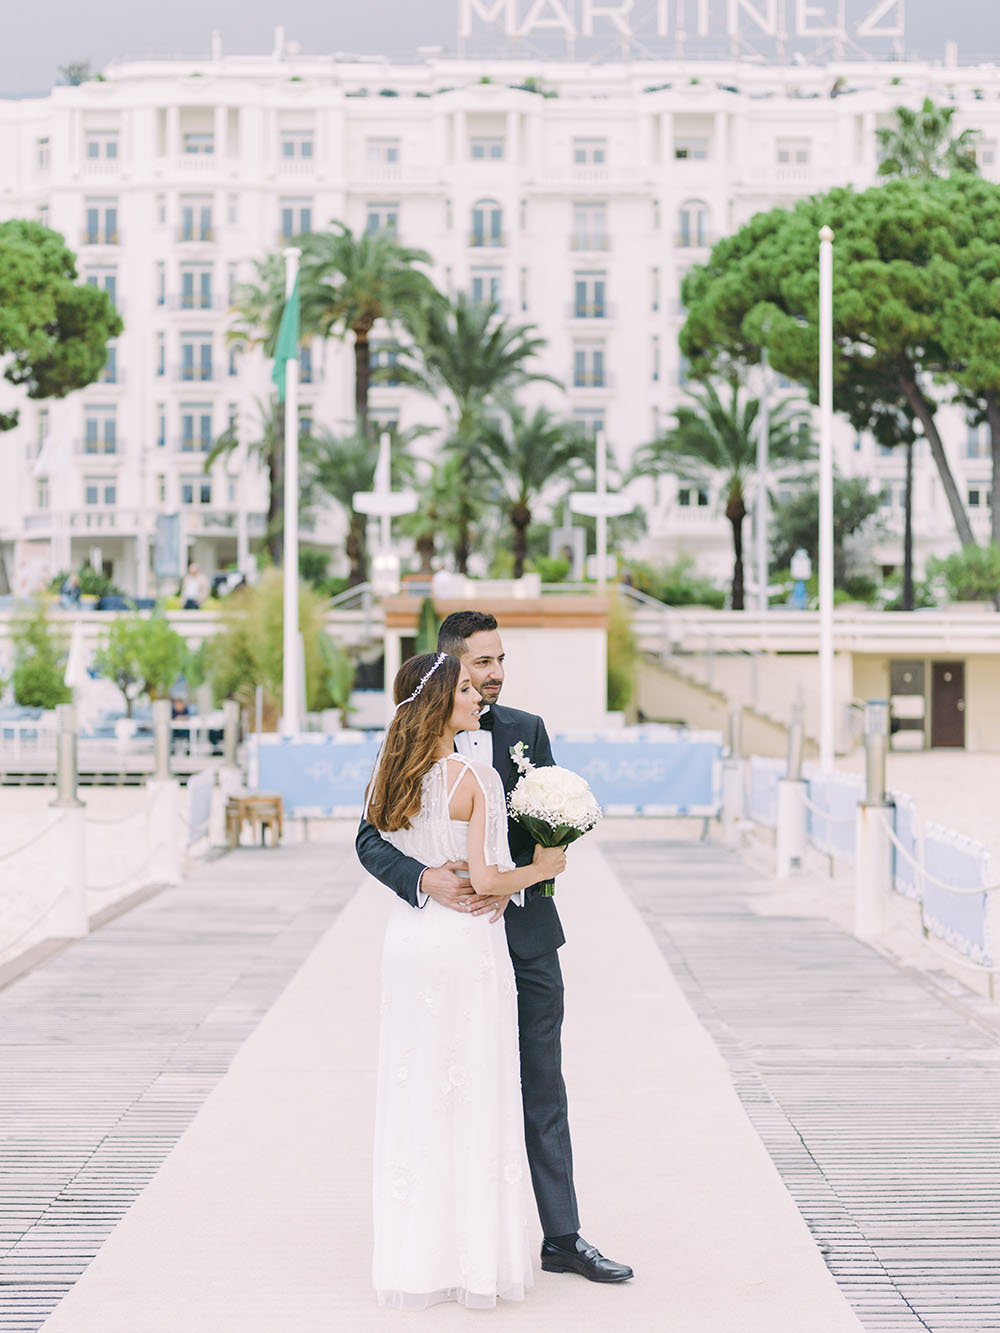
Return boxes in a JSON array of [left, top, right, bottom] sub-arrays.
[[364, 651, 566, 1310]]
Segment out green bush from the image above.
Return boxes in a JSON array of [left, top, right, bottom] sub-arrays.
[[10, 602, 71, 708], [531, 555, 571, 583], [47, 565, 121, 598], [298, 549, 331, 588], [93, 612, 188, 717], [606, 593, 638, 714], [926, 543, 1000, 603], [627, 555, 726, 609], [206, 569, 344, 726]]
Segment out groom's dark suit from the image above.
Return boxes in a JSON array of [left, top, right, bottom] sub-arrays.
[[355, 702, 580, 1239]]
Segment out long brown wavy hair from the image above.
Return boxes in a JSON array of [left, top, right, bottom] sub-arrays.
[[365, 653, 462, 832]]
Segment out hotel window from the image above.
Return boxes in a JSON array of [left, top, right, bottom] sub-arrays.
[[100, 345, 118, 384], [674, 136, 708, 160], [85, 131, 119, 160], [179, 197, 212, 242], [370, 407, 400, 433], [298, 409, 314, 439], [677, 200, 708, 248], [281, 130, 314, 159], [156, 193, 166, 224], [157, 475, 166, 504], [470, 267, 502, 307], [227, 193, 239, 224], [677, 484, 710, 508], [572, 407, 605, 439], [652, 335, 660, 383], [572, 137, 607, 165], [83, 405, 117, 454], [156, 405, 166, 448], [180, 404, 213, 452], [776, 138, 810, 165], [227, 262, 238, 304], [573, 342, 606, 389], [36, 478, 50, 509], [37, 137, 50, 170], [300, 344, 314, 384], [84, 267, 118, 308], [573, 272, 607, 319], [519, 266, 528, 312], [38, 204, 50, 228], [966, 424, 989, 459], [183, 131, 214, 155], [280, 200, 313, 240], [470, 136, 504, 160], [180, 265, 213, 310], [370, 343, 400, 387], [227, 403, 238, 433], [968, 484, 992, 508], [180, 475, 212, 506], [84, 199, 118, 245], [978, 140, 997, 169], [155, 332, 165, 377], [470, 199, 503, 248], [156, 262, 165, 306], [34, 409, 49, 461], [365, 201, 399, 236], [367, 137, 400, 165], [227, 478, 237, 505], [180, 333, 213, 382], [84, 476, 117, 506], [228, 349, 238, 377], [571, 202, 608, 251]]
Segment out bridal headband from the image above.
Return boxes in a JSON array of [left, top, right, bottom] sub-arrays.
[[394, 652, 447, 713]]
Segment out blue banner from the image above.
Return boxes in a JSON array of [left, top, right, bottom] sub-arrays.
[[250, 731, 721, 818]]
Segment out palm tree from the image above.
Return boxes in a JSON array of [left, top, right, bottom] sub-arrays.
[[206, 396, 307, 566], [477, 405, 591, 578], [393, 294, 558, 572], [631, 376, 814, 610], [300, 426, 417, 587], [298, 224, 440, 436], [399, 456, 467, 576], [876, 98, 980, 179]]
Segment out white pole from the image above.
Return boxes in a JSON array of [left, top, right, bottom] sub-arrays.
[[281, 246, 301, 737], [596, 429, 608, 590], [818, 226, 835, 770], [236, 419, 250, 578], [756, 341, 770, 613], [378, 431, 391, 554]]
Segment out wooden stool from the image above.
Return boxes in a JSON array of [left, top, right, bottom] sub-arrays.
[[226, 793, 285, 849]]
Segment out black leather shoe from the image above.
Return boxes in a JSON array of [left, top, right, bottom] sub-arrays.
[[540, 1236, 634, 1283]]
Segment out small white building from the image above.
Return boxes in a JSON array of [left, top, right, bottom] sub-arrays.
[[1, 43, 997, 596]]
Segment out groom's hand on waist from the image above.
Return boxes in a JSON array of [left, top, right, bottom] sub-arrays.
[[420, 862, 473, 912]]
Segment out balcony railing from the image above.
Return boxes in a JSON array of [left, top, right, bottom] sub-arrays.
[[177, 438, 213, 454], [97, 365, 124, 386], [75, 438, 123, 457], [468, 232, 507, 248], [176, 227, 216, 243], [571, 370, 611, 389], [177, 364, 215, 383], [81, 158, 120, 177], [568, 301, 612, 320], [168, 293, 224, 311], [277, 158, 316, 178], [570, 233, 611, 252], [81, 229, 120, 246]]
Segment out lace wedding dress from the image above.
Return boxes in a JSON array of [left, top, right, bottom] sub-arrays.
[[372, 755, 533, 1310]]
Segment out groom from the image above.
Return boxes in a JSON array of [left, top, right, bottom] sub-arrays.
[[356, 610, 633, 1284]]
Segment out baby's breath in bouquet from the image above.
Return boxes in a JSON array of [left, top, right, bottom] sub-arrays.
[[507, 742, 602, 896]]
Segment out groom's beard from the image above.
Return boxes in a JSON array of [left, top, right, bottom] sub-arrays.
[[478, 681, 502, 703]]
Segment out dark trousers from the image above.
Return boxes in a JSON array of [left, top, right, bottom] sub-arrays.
[[511, 947, 580, 1238]]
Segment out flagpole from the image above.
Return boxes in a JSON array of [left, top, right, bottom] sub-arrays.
[[281, 247, 301, 737], [818, 225, 835, 771]]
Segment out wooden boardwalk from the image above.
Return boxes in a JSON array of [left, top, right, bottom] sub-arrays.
[[0, 835, 360, 1332], [608, 839, 1000, 1333]]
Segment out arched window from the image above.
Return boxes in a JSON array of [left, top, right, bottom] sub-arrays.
[[471, 198, 504, 248], [678, 199, 709, 249]]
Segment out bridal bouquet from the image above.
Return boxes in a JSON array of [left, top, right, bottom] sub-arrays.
[[507, 743, 602, 896]]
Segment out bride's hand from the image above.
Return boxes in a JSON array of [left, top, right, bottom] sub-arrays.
[[468, 894, 510, 924], [532, 844, 567, 878]]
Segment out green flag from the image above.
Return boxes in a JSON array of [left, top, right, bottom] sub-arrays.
[[271, 276, 300, 402]]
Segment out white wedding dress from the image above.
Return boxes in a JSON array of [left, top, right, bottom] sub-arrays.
[[372, 755, 534, 1310]]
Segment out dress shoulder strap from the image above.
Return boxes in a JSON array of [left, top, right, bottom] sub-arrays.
[[444, 754, 475, 802]]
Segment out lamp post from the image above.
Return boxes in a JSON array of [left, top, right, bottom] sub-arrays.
[[756, 335, 770, 613], [280, 246, 301, 737], [569, 430, 632, 589], [818, 225, 835, 770]]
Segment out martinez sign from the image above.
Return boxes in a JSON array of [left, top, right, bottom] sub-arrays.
[[458, 0, 904, 53]]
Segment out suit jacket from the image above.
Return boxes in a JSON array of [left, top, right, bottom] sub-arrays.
[[355, 702, 566, 960]]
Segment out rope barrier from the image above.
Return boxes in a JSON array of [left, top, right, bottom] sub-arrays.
[[85, 801, 152, 827], [0, 888, 68, 954], [799, 793, 859, 825], [0, 815, 68, 864], [874, 811, 1000, 897]]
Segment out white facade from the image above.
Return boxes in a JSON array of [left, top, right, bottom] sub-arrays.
[[1, 48, 999, 596]]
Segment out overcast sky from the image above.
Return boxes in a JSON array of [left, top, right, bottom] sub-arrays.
[[2, 0, 994, 98]]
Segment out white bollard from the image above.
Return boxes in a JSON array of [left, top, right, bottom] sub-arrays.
[[147, 777, 182, 885], [48, 703, 88, 938], [855, 802, 894, 941], [854, 699, 894, 942], [48, 805, 89, 938], [775, 778, 807, 877]]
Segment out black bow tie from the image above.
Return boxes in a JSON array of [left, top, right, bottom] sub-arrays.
[[478, 709, 494, 731]]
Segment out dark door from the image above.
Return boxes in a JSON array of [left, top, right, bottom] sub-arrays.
[[931, 661, 965, 748]]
